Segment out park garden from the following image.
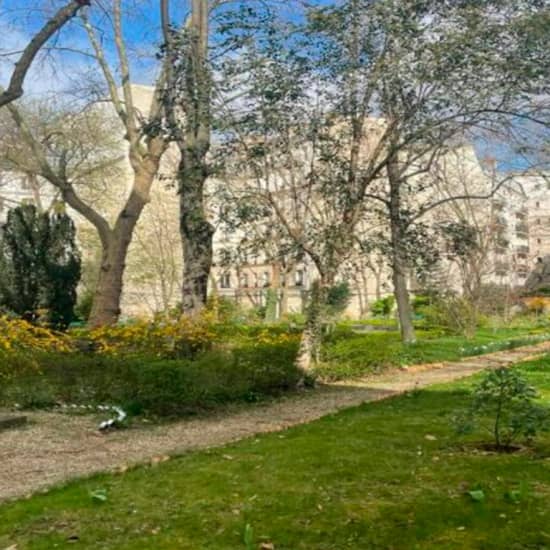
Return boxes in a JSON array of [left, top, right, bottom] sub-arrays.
[[1, 0, 550, 548]]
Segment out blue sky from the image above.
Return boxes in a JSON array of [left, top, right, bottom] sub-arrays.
[[1, 0, 546, 173]]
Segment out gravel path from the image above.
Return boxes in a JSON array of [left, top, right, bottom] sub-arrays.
[[2, 341, 550, 504]]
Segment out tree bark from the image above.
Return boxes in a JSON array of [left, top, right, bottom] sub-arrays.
[[295, 271, 334, 376], [169, 0, 213, 316], [179, 155, 214, 315], [87, 167, 159, 326], [388, 155, 416, 344], [88, 235, 126, 326]]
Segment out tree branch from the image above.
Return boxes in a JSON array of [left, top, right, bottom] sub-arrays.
[[0, 0, 90, 108]]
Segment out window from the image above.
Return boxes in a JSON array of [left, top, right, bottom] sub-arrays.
[[220, 273, 231, 289], [536, 201, 540, 208], [239, 273, 249, 288], [538, 238, 542, 245], [262, 271, 270, 287], [295, 269, 304, 287]]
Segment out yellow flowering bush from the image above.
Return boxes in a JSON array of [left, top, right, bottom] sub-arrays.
[[0, 315, 73, 354], [249, 329, 301, 347], [79, 312, 218, 358]]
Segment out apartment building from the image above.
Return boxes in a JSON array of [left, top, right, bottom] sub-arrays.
[[1, 85, 547, 318], [212, 146, 548, 318]]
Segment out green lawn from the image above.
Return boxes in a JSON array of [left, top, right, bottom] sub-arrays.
[[2, 358, 550, 549], [318, 326, 550, 379]]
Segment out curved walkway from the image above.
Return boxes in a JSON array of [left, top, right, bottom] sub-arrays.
[[2, 341, 550, 503]]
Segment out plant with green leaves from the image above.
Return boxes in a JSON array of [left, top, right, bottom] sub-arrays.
[[0, 204, 81, 329], [371, 296, 395, 318], [456, 367, 549, 450]]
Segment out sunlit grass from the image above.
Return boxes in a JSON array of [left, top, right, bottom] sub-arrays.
[[1, 358, 549, 549]]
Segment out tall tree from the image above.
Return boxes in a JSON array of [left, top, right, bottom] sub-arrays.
[[160, 0, 214, 316]]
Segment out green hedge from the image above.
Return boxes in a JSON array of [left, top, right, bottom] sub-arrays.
[[0, 341, 301, 417]]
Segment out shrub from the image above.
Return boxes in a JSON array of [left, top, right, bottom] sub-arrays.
[[0, 204, 81, 329], [0, 339, 301, 416], [421, 294, 485, 337], [77, 314, 217, 359], [370, 296, 395, 318], [326, 282, 352, 316], [455, 367, 550, 450], [0, 315, 72, 354], [74, 289, 95, 322], [411, 294, 431, 316]]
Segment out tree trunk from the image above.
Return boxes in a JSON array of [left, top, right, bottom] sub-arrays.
[[388, 154, 416, 344], [392, 262, 416, 343], [179, 156, 214, 316], [87, 176, 155, 326], [88, 236, 127, 326], [175, 0, 213, 317], [280, 273, 289, 317], [296, 272, 333, 377]]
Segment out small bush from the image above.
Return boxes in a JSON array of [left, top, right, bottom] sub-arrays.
[[0, 339, 301, 416], [75, 314, 217, 359], [411, 294, 431, 316], [0, 315, 73, 356], [74, 290, 94, 322], [455, 367, 550, 450], [421, 294, 486, 337], [326, 282, 352, 316], [370, 296, 395, 318]]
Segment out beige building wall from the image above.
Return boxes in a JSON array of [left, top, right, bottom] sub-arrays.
[[2, 86, 549, 320]]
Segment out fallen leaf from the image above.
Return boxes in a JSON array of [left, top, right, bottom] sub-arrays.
[[424, 434, 437, 441], [260, 543, 275, 550]]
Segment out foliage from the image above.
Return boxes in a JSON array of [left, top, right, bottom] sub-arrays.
[[411, 294, 432, 316], [0, 205, 81, 329], [318, 327, 549, 380], [525, 296, 548, 316], [325, 282, 352, 316], [456, 367, 550, 449], [438, 221, 479, 259], [2, 360, 550, 549], [264, 289, 279, 322], [79, 314, 218, 359], [0, 315, 74, 388], [370, 295, 395, 318], [74, 289, 95, 323], [0, 340, 301, 416], [420, 293, 484, 338], [0, 315, 72, 356]]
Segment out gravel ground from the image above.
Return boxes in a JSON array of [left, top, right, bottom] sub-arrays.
[[2, 341, 550, 504]]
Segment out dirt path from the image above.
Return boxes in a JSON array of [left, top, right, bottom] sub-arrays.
[[2, 341, 550, 504]]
